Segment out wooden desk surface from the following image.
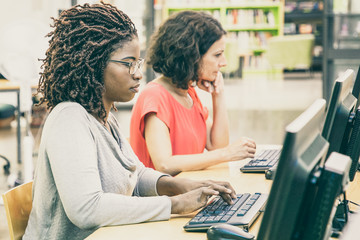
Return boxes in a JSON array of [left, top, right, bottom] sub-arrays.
[[86, 146, 274, 240], [0, 79, 38, 91], [86, 146, 360, 240], [86, 162, 271, 240], [0, 79, 21, 90]]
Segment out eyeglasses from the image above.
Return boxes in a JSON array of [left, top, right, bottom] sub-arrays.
[[109, 58, 144, 75]]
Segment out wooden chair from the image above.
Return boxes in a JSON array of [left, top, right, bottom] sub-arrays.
[[2, 181, 33, 240]]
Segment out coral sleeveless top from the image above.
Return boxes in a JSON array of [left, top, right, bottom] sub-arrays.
[[130, 82, 208, 169]]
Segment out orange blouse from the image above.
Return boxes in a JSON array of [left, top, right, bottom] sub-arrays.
[[130, 82, 209, 169]]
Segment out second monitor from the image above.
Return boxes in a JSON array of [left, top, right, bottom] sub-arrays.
[[257, 99, 351, 240], [321, 69, 360, 181]]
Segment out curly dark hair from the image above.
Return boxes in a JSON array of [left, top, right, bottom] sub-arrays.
[[37, 2, 137, 121], [147, 10, 226, 90]]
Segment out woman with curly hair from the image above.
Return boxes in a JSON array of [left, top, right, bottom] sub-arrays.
[[23, 4, 236, 239], [130, 11, 257, 176]]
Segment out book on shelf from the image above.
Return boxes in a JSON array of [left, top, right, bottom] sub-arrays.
[[227, 31, 272, 54], [225, 9, 275, 27], [167, 0, 278, 4], [299, 24, 313, 34], [284, 23, 297, 34]]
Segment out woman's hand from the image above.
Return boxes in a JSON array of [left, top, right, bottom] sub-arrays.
[[158, 177, 235, 198], [197, 71, 224, 95], [222, 137, 257, 162], [169, 180, 236, 214]]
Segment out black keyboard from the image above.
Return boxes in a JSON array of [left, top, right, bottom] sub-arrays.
[[240, 149, 282, 173], [183, 192, 268, 232]]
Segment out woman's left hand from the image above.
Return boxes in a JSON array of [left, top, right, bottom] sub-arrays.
[[197, 71, 224, 95]]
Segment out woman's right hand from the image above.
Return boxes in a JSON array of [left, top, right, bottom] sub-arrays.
[[170, 183, 235, 214], [222, 137, 256, 162], [197, 71, 225, 95]]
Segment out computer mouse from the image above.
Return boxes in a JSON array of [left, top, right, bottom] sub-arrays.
[[265, 166, 277, 180], [207, 223, 255, 240]]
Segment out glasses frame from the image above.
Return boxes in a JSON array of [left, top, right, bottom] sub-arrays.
[[109, 58, 144, 75]]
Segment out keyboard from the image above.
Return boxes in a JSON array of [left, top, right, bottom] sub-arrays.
[[183, 192, 268, 232], [240, 149, 282, 173]]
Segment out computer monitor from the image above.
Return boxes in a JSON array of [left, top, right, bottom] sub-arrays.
[[321, 69, 360, 181], [352, 66, 360, 109], [257, 99, 351, 240]]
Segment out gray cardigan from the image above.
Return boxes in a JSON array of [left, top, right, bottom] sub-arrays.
[[23, 102, 171, 240]]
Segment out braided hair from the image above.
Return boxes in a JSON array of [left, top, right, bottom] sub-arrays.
[[37, 2, 137, 121]]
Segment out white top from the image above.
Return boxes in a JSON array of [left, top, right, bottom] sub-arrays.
[[23, 102, 171, 240]]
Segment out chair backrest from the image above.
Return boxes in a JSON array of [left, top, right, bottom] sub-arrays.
[[265, 34, 315, 70], [2, 181, 33, 240]]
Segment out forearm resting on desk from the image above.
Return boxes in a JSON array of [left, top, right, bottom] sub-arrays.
[[151, 142, 256, 176]]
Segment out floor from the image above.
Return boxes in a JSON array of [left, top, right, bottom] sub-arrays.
[[0, 72, 322, 239]]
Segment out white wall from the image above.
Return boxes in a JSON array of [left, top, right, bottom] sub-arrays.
[[0, 0, 146, 105]]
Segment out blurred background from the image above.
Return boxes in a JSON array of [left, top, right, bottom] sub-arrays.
[[1, 0, 359, 239]]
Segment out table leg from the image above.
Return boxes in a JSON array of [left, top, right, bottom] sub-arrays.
[[16, 91, 21, 164]]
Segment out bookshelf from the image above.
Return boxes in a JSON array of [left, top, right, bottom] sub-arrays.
[[161, 0, 284, 77], [284, 0, 323, 71], [323, 0, 360, 101]]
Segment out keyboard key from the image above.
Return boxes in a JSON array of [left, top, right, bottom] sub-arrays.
[[250, 193, 261, 200], [242, 204, 252, 211], [204, 216, 216, 223], [237, 209, 247, 216], [221, 215, 232, 221]]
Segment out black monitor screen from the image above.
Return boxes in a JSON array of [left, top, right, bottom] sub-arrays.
[[257, 99, 329, 240], [321, 69, 360, 181], [352, 66, 360, 109]]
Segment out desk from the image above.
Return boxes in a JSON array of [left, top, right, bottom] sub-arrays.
[[86, 145, 360, 240], [86, 146, 277, 240], [0, 79, 38, 165], [0, 79, 22, 164]]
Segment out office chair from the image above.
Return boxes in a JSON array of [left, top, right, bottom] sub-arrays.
[[0, 103, 15, 175], [2, 181, 33, 240], [221, 39, 240, 79], [0, 103, 15, 128], [264, 34, 315, 79]]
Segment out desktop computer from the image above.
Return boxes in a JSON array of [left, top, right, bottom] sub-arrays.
[[241, 68, 360, 183], [352, 65, 360, 109], [184, 99, 330, 233], [257, 99, 352, 240], [322, 68, 360, 182], [201, 69, 360, 239], [320, 68, 360, 233]]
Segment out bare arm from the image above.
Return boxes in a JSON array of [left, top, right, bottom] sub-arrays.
[[144, 113, 256, 176], [145, 113, 226, 175], [199, 72, 229, 150]]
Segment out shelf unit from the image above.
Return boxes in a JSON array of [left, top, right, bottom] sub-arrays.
[[162, 0, 284, 76], [323, 0, 360, 101], [284, 1, 323, 71]]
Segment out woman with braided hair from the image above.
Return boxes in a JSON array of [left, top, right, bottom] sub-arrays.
[[23, 3, 236, 239]]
